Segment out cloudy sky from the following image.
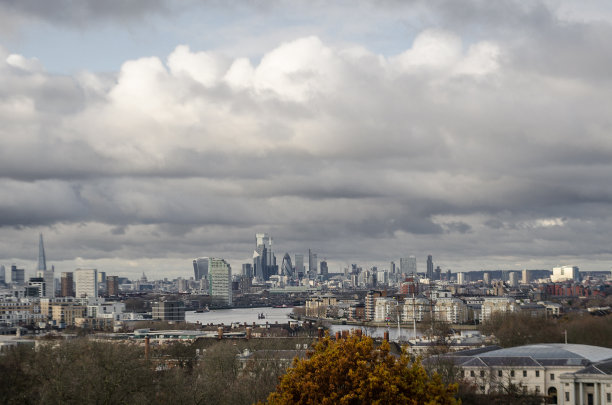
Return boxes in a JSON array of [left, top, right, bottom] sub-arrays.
[[1, 0, 612, 279]]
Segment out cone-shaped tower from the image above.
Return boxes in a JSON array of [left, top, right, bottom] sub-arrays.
[[38, 233, 47, 271]]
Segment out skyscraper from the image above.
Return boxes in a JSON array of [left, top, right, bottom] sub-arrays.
[[295, 254, 304, 278], [193, 257, 209, 281], [308, 249, 317, 278], [254, 233, 276, 281], [106, 275, 119, 296], [281, 253, 294, 278], [61, 272, 74, 297], [400, 256, 417, 275], [319, 260, 328, 280], [0, 265, 5, 284], [38, 233, 46, 271], [11, 265, 25, 285], [426, 255, 433, 279], [75, 268, 98, 298], [209, 258, 232, 306]]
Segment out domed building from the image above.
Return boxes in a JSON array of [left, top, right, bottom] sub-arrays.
[[433, 343, 612, 404]]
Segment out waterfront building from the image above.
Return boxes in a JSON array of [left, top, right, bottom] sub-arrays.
[[152, 300, 185, 321], [401, 296, 430, 323], [434, 297, 468, 324], [374, 297, 399, 322], [209, 258, 232, 306]]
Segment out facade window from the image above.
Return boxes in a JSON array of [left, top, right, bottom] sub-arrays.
[[470, 370, 475, 377], [523, 370, 527, 377], [461, 370, 465, 378], [480, 370, 485, 377], [535, 386, 540, 394], [536, 370, 540, 377], [566, 392, 570, 401], [510, 370, 515, 377], [607, 393, 611, 402], [498, 370, 503, 377], [550, 374, 555, 380]]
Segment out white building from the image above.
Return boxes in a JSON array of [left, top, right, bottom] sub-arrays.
[[75, 269, 98, 298], [402, 296, 430, 323], [434, 297, 468, 324], [481, 297, 518, 322], [209, 258, 232, 306], [374, 297, 399, 322], [552, 266, 580, 283], [457, 272, 468, 284], [434, 344, 612, 404]]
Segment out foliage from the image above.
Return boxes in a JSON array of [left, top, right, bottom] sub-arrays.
[[264, 332, 458, 405], [480, 312, 612, 348], [456, 382, 543, 405]]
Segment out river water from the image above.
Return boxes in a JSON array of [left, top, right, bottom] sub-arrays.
[[185, 307, 422, 342]]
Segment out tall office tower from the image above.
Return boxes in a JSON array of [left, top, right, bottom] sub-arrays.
[[295, 254, 304, 278], [281, 253, 293, 278], [209, 258, 232, 305], [457, 272, 468, 284], [0, 265, 5, 284], [389, 261, 396, 274], [400, 256, 417, 275], [75, 268, 98, 298], [308, 249, 317, 278], [426, 255, 434, 279], [508, 272, 519, 288], [38, 233, 47, 271], [11, 265, 25, 285], [319, 260, 328, 280], [522, 269, 531, 284], [61, 272, 74, 297], [106, 275, 119, 296], [483, 271, 491, 286], [551, 265, 580, 283], [434, 266, 442, 280], [254, 233, 276, 281], [36, 270, 55, 298], [241, 263, 253, 279], [193, 257, 209, 281], [446, 269, 451, 281]]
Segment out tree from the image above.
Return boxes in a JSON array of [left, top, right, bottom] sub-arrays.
[[264, 332, 458, 405]]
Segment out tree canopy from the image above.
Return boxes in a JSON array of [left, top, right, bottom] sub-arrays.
[[264, 332, 458, 405]]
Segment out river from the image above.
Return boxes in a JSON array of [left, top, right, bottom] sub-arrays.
[[185, 307, 422, 342]]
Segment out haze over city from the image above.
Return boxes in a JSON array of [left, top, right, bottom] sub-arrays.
[[2, 1, 612, 278]]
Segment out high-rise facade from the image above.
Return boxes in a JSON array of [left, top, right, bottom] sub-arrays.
[[11, 265, 25, 285], [281, 253, 293, 278], [254, 233, 276, 281], [209, 258, 232, 306], [193, 257, 209, 281], [400, 256, 417, 275], [308, 249, 317, 278], [426, 255, 434, 279], [295, 254, 304, 278], [61, 272, 74, 297], [75, 268, 98, 298], [38, 233, 47, 271], [106, 276, 119, 296], [0, 265, 5, 284], [319, 260, 328, 280]]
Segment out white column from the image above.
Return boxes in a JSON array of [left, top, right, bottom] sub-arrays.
[[579, 382, 583, 405], [600, 383, 605, 405]]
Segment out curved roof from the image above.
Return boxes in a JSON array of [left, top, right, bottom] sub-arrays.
[[478, 344, 612, 363]]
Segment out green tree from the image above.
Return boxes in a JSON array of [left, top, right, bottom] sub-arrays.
[[264, 332, 458, 405]]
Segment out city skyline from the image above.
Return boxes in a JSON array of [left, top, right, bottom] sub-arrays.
[[2, 1, 612, 278]]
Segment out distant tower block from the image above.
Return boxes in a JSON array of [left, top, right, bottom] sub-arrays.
[[38, 233, 47, 271]]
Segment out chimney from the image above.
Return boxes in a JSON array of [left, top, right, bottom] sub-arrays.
[[355, 329, 362, 338], [383, 331, 389, 342], [318, 327, 324, 340], [144, 336, 150, 360], [218, 327, 223, 340], [246, 327, 252, 340], [342, 330, 349, 339], [335, 331, 341, 341]]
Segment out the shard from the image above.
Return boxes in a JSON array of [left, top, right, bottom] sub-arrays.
[[38, 233, 47, 271]]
